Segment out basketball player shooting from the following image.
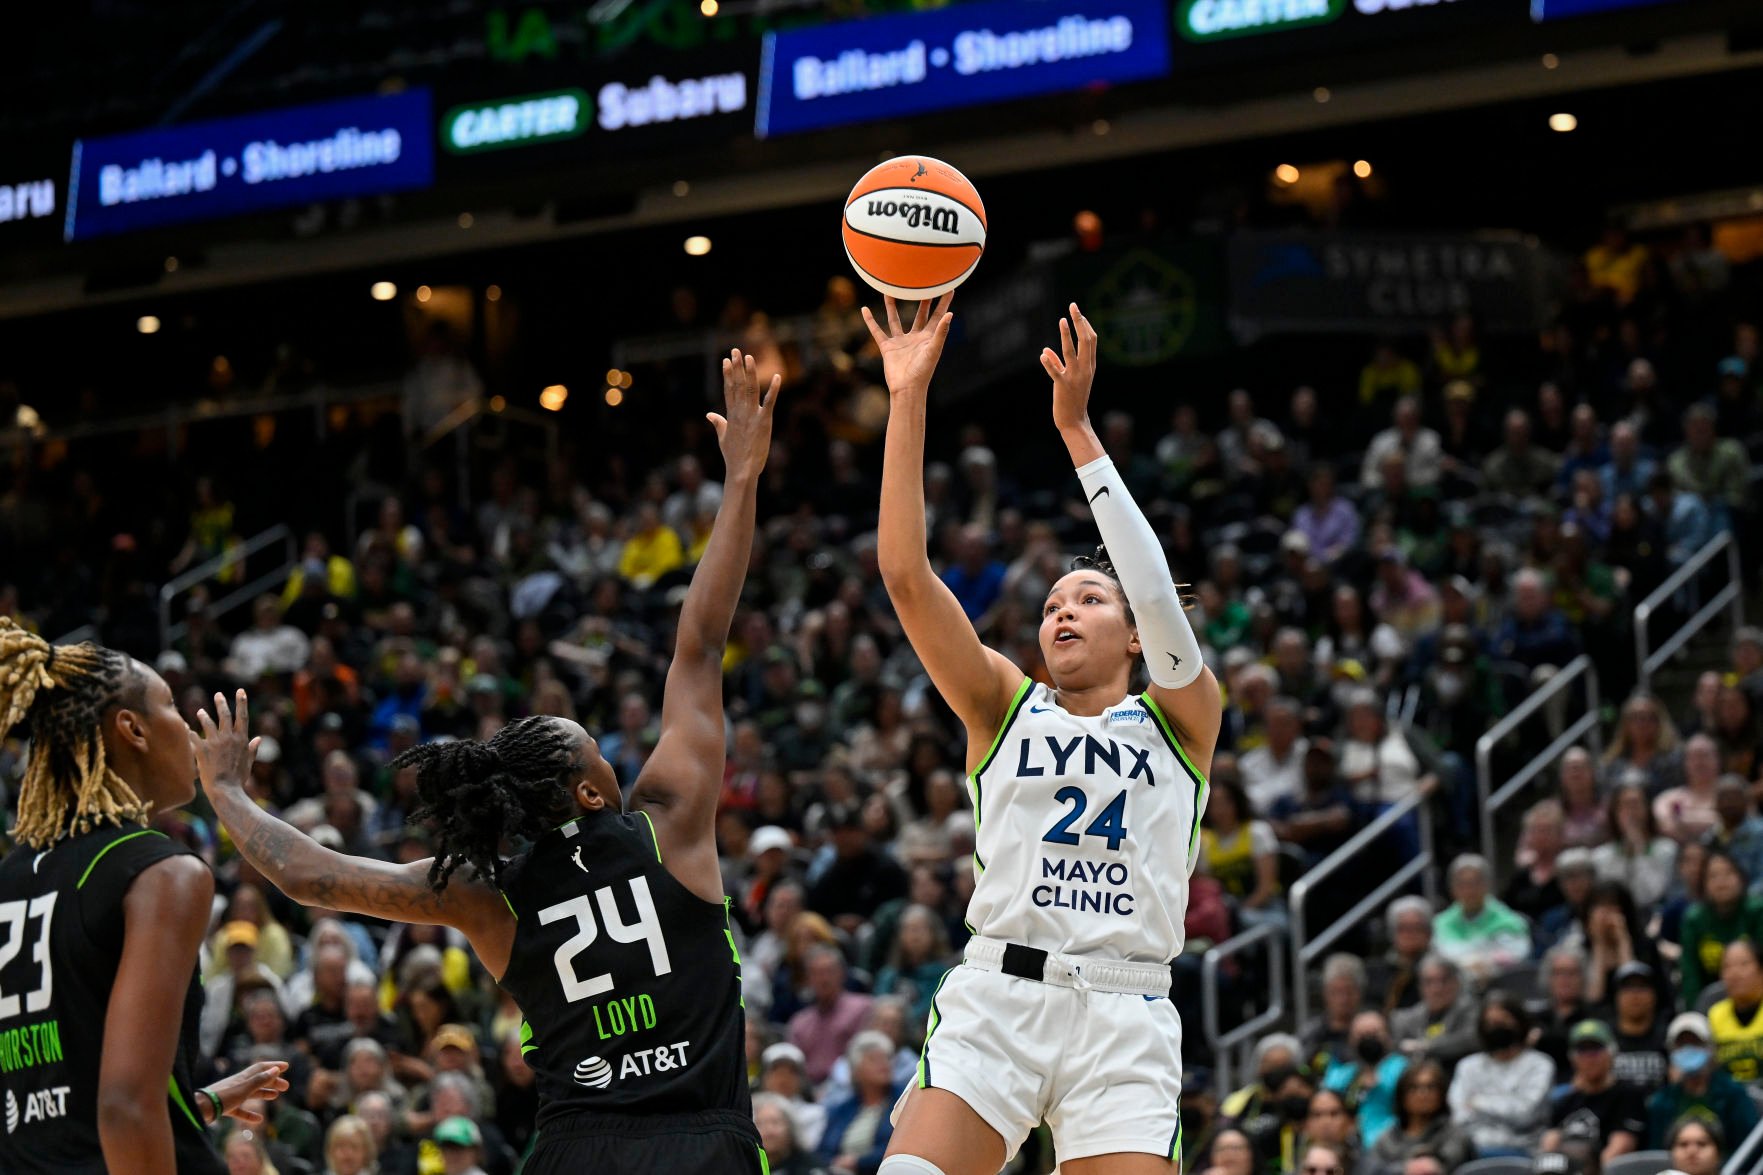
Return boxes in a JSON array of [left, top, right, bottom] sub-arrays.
[[866, 295, 1221, 1175]]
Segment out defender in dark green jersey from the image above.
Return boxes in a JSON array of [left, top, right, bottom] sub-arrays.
[[195, 349, 778, 1174], [0, 623, 289, 1175]]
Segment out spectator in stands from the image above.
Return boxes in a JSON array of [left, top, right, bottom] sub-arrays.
[[228, 593, 314, 680], [1706, 937, 1763, 1084], [1369, 1060, 1472, 1173], [787, 946, 872, 1087], [1539, 1020, 1645, 1167], [1557, 748, 1608, 849], [1646, 1013, 1758, 1149], [1305, 955, 1369, 1073], [1491, 569, 1579, 679], [1647, 469, 1718, 567], [937, 523, 1005, 622], [1360, 396, 1442, 491], [1195, 1128, 1257, 1175], [201, 920, 289, 1057], [1710, 691, 1761, 780], [1220, 1034, 1304, 1135], [1323, 1010, 1405, 1149], [1601, 693, 1683, 795], [1292, 467, 1359, 566], [872, 907, 950, 1027], [1370, 549, 1440, 646], [1536, 848, 1598, 952], [758, 1042, 828, 1150], [1678, 849, 1763, 1006], [1433, 855, 1530, 984], [816, 1030, 900, 1172], [1583, 880, 1673, 1011], [1270, 742, 1360, 869], [1705, 775, 1763, 879], [1669, 403, 1749, 526], [1600, 421, 1657, 503], [1532, 945, 1594, 1083], [1732, 626, 1763, 709], [1200, 779, 1284, 929], [1664, 1116, 1727, 1175], [753, 1091, 828, 1175], [321, 1114, 375, 1175], [1504, 799, 1568, 922], [1483, 410, 1560, 500], [1241, 695, 1308, 814], [1656, 734, 1723, 844], [807, 803, 907, 934], [1606, 961, 1670, 1095], [617, 501, 684, 589], [1294, 1098, 1359, 1175], [1392, 955, 1479, 1069], [1448, 991, 1553, 1156], [1369, 897, 1435, 1015], [1592, 782, 1676, 909]]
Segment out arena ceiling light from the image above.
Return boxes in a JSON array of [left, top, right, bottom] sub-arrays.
[[370, 281, 397, 301], [136, 315, 161, 334], [1354, 160, 1373, 178], [1549, 112, 1578, 132], [540, 384, 569, 411], [683, 235, 712, 256], [1274, 164, 1300, 184]]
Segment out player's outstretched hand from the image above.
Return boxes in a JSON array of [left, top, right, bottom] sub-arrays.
[[711, 348, 780, 484], [861, 291, 954, 397], [1041, 301, 1099, 433], [191, 688, 261, 797], [206, 1060, 291, 1126]]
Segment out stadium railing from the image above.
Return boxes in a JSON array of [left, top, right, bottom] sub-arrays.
[[1633, 528, 1744, 693], [1201, 920, 1287, 1095], [1288, 777, 1439, 1029], [1474, 654, 1601, 888], [158, 523, 297, 648], [1726, 1112, 1763, 1173]]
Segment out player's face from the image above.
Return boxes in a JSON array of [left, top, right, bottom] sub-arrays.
[[1040, 572, 1138, 689], [118, 665, 200, 811]]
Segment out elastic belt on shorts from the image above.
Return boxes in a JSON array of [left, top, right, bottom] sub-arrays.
[[535, 1106, 760, 1142], [963, 935, 1173, 997]]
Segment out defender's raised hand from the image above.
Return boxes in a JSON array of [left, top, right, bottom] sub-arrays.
[[710, 348, 780, 483], [1041, 302, 1100, 434], [861, 292, 955, 397], [190, 688, 260, 796]]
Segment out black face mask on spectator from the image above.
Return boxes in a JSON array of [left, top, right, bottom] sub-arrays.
[[1482, 1024, 1519, 1052], [1280, 1095, 1312, 1122], [1356, 1037, 1387, 1065]]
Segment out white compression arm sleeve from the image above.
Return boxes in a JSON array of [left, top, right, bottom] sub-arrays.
[[1075, 454, 1203, 689]]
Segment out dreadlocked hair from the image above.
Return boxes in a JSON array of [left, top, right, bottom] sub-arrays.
[[1068, 545, 1196, 624], [0, 618, 151, 849], [393, 715, 579, 892]]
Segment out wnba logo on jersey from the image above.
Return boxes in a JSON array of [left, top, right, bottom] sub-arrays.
[[574, 1056, 614, 1088]]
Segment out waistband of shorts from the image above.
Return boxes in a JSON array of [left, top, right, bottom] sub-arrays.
[[536, 1106, 761, 1141], [962, 935, 1173, 997]]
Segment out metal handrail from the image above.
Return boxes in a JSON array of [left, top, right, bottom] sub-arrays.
[[1474, 655, 1601, 884], [417, 397, 561, 512], [1634, 529, 1744, 692], [158, 524, 296, 649], [1289, 780, 1437, 1028], [1201, 921, 1287, 1096], [1727, 1110, 1763, 1172]]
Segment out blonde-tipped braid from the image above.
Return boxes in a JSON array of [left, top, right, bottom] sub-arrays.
[[0, 619, 149, 849]]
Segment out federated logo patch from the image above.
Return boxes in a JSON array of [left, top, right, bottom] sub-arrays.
[[1105, 705, 1148, 726]]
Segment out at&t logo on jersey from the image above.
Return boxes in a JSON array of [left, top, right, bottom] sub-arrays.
[[4, 1085, 68, 1133], [575, 1041, 693, 1088], [574, 1056, 614, 1088]]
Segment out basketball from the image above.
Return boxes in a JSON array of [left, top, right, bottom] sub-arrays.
[[842, 155, 987, 301]]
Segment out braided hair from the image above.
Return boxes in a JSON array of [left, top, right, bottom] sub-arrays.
[[0, 618, 151, 848], [392, 715, 580, 891]]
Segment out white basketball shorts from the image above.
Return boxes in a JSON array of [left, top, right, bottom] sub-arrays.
[[897, 947, 1185, 1164]]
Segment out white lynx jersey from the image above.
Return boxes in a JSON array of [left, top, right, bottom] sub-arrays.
[[963, 680, 1210, 963]]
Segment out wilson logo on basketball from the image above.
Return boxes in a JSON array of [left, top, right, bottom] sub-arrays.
[[574, 1056, 614, 1089], [864, 199, 959, 235]]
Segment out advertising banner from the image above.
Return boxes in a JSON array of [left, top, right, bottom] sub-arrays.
[[756, 0, 1172, 138], [1228, 232, 1561, 336], [65, 89, 434, 241]]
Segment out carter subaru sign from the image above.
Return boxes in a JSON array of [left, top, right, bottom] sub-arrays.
[[755, 0, 1171, 138], [65, 89, 433, 241]]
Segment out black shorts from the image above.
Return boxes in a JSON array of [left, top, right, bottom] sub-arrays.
[[522, 1108, 767, 1175]]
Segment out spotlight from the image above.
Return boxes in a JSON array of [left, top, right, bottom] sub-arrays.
[[137, 315, 161, 335], [371, 281, 397, 301], [605, 388, 625, 407], [1353, 160, 1373, 179], [1549, 112, 1578, 133], [684, 235, 712, 256], [1275, 164, 1301, 185], [540, 384, 569, 412], [416, 285, 432, 303]]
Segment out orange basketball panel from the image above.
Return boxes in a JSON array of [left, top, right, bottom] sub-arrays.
[[841, 225, 983, 292], [846, 157, 986, 229]]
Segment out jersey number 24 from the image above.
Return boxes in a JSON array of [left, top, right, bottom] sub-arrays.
[[536, 878, 672, 1003], [1043, 787, 1129, 851]]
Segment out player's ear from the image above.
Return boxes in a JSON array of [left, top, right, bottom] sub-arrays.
[[110, 704, 151, 753], [574, 777, 606, 812]]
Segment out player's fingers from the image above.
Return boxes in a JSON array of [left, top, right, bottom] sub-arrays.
[[212, 691, 231, 728], [235, 688, 249, 734], [196, 708, 216, 735], [934, 290, 955, 323], [1059, 317, 1075, 368], [706, 413, 728, 441], [230, 1107, 265, 1126], [744, 353, 759, 399], [763, 374, 782, 410], [1040, 349, 1065, 378], [910, 297, 929, 334], [884, 295, 903, 336], [860, 306, 887, 349], [933, 311, 953, 346]]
